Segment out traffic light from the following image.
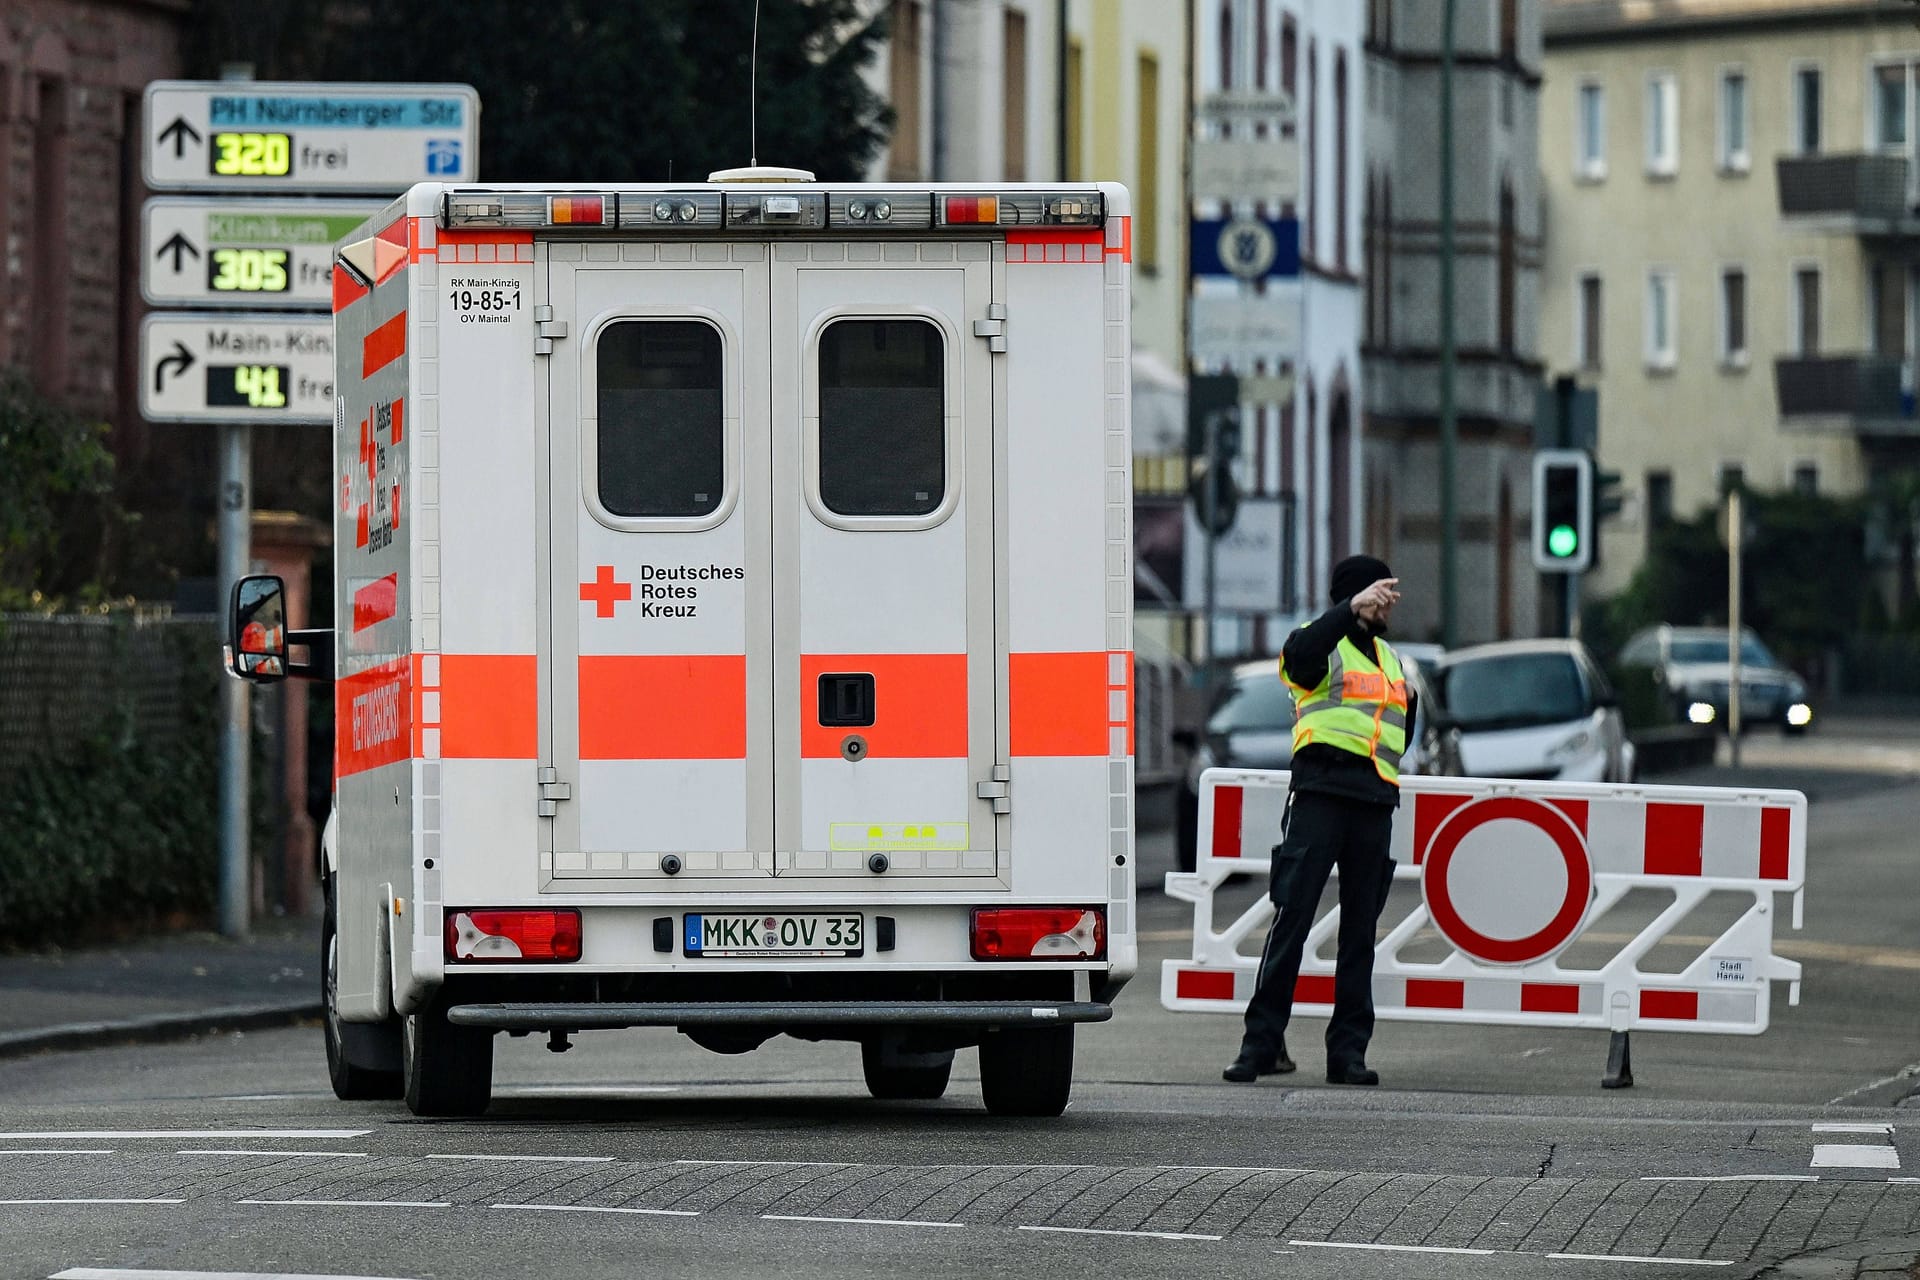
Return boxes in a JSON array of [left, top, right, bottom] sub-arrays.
[[1588, 465, 1624, 571], [1532, 449, 1593, 574]]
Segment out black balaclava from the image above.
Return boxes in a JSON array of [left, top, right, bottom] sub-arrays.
[[1329, 554, 1392, 606]]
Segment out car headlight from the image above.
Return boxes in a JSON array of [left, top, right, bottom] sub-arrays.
[[1688, 701, 1717, 725], [1786, 703, 1813, 727], [1547, 729, 1595, 762]]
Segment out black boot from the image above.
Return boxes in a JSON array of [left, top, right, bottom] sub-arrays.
[[1222, 1041, 1298, 1083], [1326, 1060, 1379, 1086]]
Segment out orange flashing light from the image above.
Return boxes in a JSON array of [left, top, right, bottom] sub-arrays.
[[943, 195, 999, 225], [550, 196, 605, 226]]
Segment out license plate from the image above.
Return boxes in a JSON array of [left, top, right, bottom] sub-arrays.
[[683, 912, 864, 958]]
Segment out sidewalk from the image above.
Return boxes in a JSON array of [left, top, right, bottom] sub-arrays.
[[0, 914, 319, 1058]]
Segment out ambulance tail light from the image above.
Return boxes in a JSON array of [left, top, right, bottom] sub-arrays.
[[942, 195, 1000, 225], [970, 908, 1105, 961], [445, 909, 583, 963], [440, 192, 619, 230]]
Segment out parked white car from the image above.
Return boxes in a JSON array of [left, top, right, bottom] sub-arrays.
[[1432, 639, 1635, 784]]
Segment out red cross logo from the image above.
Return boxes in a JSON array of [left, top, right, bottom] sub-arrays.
[[580, 564, 632, 618]]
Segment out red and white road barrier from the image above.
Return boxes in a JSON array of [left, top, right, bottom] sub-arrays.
[[1162, 769, 1806, 1036]]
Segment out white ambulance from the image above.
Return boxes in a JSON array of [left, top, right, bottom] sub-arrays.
[[228, 171, 1137, 1116]]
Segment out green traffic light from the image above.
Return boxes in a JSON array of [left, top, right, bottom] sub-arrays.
[[1548, 524, 1579, 558]]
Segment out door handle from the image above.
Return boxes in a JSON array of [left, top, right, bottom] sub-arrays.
[[818, 672, 876, 727]]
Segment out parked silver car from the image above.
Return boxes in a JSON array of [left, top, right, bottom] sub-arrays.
[[1617, 624, 1812, 735], [1431, 639, 1636, 784]]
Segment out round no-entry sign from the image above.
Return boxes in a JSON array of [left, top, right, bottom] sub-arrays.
[[1420, 796, 1594, 965]]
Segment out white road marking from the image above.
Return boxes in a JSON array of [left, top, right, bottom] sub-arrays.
[[1289, 1240, 1495, 1256], [426, 1154, 614, 1164], [1811, 1144, 1900, 1170], [1640, 1175, 1819, 1183], [0, 1130, 368, 1140], [54, 1270, 421, 1280], [177, 1150, 368, 1158], [1, 1199, 184, 1206], [1546, 1254, 1732, 1267], [493, 1203, 699, 1217], [236, 1199, 449, 1209], [1890, 1177, 1920, 1183], [1019, 1225, 1221, 1242], [679, 1159, 856, 1168], [761, 1214, 961, 1229], [0, 1149, 112, 1155], [1811, 1123, 1895, 1135]]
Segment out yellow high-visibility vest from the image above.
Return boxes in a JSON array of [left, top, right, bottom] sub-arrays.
[[1282, 633, 1409, 784]]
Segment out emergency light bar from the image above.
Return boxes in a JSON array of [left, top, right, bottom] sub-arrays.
[[439, 188, 1104, 233]]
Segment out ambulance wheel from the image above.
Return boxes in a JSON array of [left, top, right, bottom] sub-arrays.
[[979, 1025, 1075, 1117], [322, 880, 402, 1101], [861, 1040, 953, 1100], [402, 995, 493, 1117]]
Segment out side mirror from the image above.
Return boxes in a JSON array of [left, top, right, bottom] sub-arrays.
[[1593, 689, 1620, 710], [229, 574, 289, 682]]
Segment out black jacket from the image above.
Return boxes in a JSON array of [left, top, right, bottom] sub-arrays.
[[1280, 601, 1416, 809]]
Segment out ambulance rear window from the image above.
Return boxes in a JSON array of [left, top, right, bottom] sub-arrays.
[[596, 320, 725, 519], [817, 319, 945, 518]]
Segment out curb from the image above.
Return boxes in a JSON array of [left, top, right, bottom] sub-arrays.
[[0, 1000, 321, 1060]]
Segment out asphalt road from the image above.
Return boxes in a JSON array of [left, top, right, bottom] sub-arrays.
[[4, 734, 1918, 1280]]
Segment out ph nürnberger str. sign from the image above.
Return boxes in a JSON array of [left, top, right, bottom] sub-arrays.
[[139, 313, 333, 424], [141, 197, 384, 309], [143, 81, 479, 193]]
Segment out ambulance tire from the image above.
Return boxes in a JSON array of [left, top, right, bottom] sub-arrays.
[[322, 880, 402, 1101], [861, 1040, 954, 1100], [403, 996, 494, 1117], [979, 1025, 1075, 1117]]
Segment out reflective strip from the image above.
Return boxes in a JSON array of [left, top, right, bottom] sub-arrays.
[[803, 653, 967, 760], [580, 655, 746, 760]]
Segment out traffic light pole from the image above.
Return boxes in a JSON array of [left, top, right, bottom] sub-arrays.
[[1202, 403, 1220, 685]]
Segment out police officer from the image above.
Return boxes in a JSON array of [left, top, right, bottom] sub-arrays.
[[1222, 554, 1411, 1087]]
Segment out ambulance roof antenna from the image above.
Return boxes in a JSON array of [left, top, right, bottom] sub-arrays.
[[750, 0, 761, 168], [708, 0, 814, 182]]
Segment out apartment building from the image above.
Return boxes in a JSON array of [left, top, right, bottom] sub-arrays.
[[1540, 0, 1918, 595]]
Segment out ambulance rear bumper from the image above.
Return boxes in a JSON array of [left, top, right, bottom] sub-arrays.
[[446, 1000, 1114, 1031]]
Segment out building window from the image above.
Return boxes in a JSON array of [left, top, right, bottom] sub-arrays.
[[1335, 50, 1350, 271], [887, 1, 923, 181], [1219, 0, 1233, 91], [31, 77, 70, 397], [1646, 269, 1676, 369], [1718, 69, 1748, 172], [1306, 39, 1318, 260], [1577, 81, 1606, 179], [1501, 0, 1518, 59], [1282, 16, 1297, 97], [1646, 470, 1674, 528], [1498, 181, 1516, 355], [1793, 464, 1819, 496], [1137, 51, 1159, 272], [1876, 62, 1907, 150], [1872, 261, 1905, 358], [1256, 0, 1269, 90], [1720, 267, 1747, 366], [1003, 10, 1027, 180], [1577, 272, 1602, 370], [1065, 38, 1083, 182], [1794, 65, 1822, 155], [1645, 72, 1678, 176], [1793, 265, 1821, 356]]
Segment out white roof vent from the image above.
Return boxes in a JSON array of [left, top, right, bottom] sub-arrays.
[[707, 165, 816, 184]]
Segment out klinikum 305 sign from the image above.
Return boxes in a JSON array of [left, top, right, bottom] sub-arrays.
[[143, 81, 479, 192]]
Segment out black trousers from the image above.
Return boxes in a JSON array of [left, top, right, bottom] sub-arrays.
[[1240, 789, 1396, 1070]]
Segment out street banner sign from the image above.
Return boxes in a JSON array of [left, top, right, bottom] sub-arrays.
[[1183, 495, 1291, 613], [139, 313, 333, 424], [1189, 290, 1303, 368], [141, 197, 383, 309], [143, 80, 478, 192], [1197, 90, 1296, 128], [1190, 215, 1301, 281], [1192, 138, 1299, 205]]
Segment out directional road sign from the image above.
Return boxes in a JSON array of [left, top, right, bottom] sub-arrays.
[[143, 80, 478, 193], [140, 313, 334, 424], [141, 197, 382, 309]]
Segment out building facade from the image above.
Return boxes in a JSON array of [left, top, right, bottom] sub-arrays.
[[1539, 0, 1914, 597], [1, 0, 185, 432], [1364, 0, 1546, 644]]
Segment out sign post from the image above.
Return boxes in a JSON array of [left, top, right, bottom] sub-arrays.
[[142, 77, 479, 937]]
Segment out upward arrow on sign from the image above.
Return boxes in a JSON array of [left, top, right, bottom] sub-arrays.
[[155, 232, 199, 272], [157, 116, 202, 157]]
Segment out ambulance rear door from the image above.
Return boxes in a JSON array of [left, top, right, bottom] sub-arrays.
[[768, 237, 1005, 886], [544, 236, 774, 883]]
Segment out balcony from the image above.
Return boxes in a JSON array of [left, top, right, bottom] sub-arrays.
[[1775, 154, 1919, 233], [1774, 355, 1920, 436]]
